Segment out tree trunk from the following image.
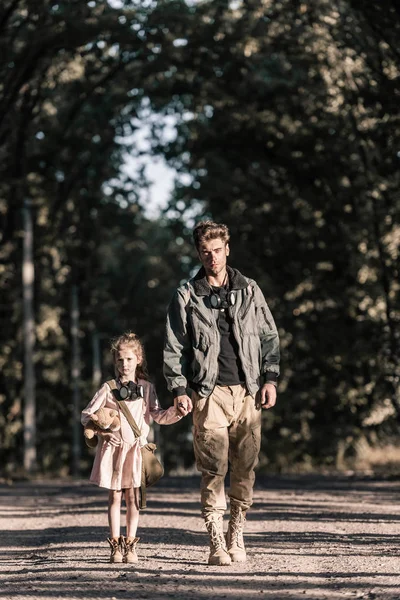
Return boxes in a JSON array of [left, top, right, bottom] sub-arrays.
[[22, 198, 36, 473], [71, 285, 81, 477], [91, 330, 102, 391]]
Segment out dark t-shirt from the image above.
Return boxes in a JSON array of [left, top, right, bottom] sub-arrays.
[[211, 286, 245, 386]]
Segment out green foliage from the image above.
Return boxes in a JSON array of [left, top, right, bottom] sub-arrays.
[[0, 0, 191, 475], [145, 0, 400, 470]]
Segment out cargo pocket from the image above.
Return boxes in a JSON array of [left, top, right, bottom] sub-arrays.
[[193, 429, 229, 475]]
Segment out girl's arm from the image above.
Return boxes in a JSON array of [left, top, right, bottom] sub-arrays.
[[81, 383, 109, 426], [147, 383, 183, 425]]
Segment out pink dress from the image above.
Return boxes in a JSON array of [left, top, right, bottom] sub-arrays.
[[81, 379, 182, 490]]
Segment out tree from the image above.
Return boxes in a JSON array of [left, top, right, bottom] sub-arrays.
[[143, 0, 400, 470], [0, 0, 191, 475]]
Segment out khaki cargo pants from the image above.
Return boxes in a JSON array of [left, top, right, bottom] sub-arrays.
[[192, 384, 261, 518]]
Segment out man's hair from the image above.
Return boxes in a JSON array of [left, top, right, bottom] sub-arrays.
[[193, 220, 230, 251]]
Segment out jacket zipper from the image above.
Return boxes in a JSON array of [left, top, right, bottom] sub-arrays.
[[240, 299, 252, 321]]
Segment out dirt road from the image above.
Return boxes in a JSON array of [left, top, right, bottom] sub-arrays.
[[1, 474, 400, 600]]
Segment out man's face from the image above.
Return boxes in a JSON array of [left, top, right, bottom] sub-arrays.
[[198, 238, 230, 278]]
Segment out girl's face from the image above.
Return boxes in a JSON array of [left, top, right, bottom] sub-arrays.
[[115, 345, 140, 382]]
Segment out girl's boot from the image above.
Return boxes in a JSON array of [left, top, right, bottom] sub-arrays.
[[121, 536, 140, 563], [107, 536, 123, 563]]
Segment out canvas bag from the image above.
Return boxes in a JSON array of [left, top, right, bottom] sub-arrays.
[[106, 380, 164, 509]]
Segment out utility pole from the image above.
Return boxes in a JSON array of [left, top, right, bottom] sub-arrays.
[[22, 198, 37, 473]]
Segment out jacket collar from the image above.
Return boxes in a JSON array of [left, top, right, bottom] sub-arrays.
[[191, 265, 248, 296]]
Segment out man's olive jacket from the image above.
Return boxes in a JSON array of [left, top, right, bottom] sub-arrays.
[[163, 266, 280, 399]]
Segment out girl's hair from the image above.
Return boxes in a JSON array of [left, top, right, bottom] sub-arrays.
[[110, 332, 149, 381], [193, 220, 230, 251]]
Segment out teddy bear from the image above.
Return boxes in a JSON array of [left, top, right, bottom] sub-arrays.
[[84, 407, 121, 448]]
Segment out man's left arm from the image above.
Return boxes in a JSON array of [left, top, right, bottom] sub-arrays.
[[253, 282, 280, 409]]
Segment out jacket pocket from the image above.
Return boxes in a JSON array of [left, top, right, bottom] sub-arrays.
[[240, 298, 253, 322], [189, 306, 212, 351], [240, 299, 258, 336], [191, 305, 212, 328], [259, 306, 273, 332]]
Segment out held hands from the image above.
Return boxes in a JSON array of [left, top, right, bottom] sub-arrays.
[[174, 394, 193, 417], [260, 383, 277, 410]]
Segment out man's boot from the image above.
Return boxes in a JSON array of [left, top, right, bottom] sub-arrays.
[[226, 505, 247, 562], [107, 536, 123, 563], [121, 536, 140, 563], [204, 513, 231, 566]]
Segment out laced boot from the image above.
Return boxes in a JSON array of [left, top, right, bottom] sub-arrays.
[[107, 536, 123, 563], [226, 505, 247, 563], [204, 513, 231, 566], [121, 536, 140, 563]]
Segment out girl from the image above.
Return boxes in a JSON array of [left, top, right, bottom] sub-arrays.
[[81, 331, 184, 564]]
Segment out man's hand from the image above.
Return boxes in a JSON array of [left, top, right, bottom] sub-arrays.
[[260, 383, 277, 410], [174, 394, 193, 416]]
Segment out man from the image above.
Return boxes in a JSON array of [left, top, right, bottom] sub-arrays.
[[163, 220, 280, 566]]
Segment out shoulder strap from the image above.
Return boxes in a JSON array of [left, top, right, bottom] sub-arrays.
[[106, 378, 118, 390], [106, 379, 142, 438], [118, 401, 142, 438]]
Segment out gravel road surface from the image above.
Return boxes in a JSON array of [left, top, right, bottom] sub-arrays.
[[1, 474, 400, 600]]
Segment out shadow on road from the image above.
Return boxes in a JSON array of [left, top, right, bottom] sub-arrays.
[[0, 474, 400, 599]]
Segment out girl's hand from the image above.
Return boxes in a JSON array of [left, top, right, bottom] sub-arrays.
[[99, 431, 121, 446]]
